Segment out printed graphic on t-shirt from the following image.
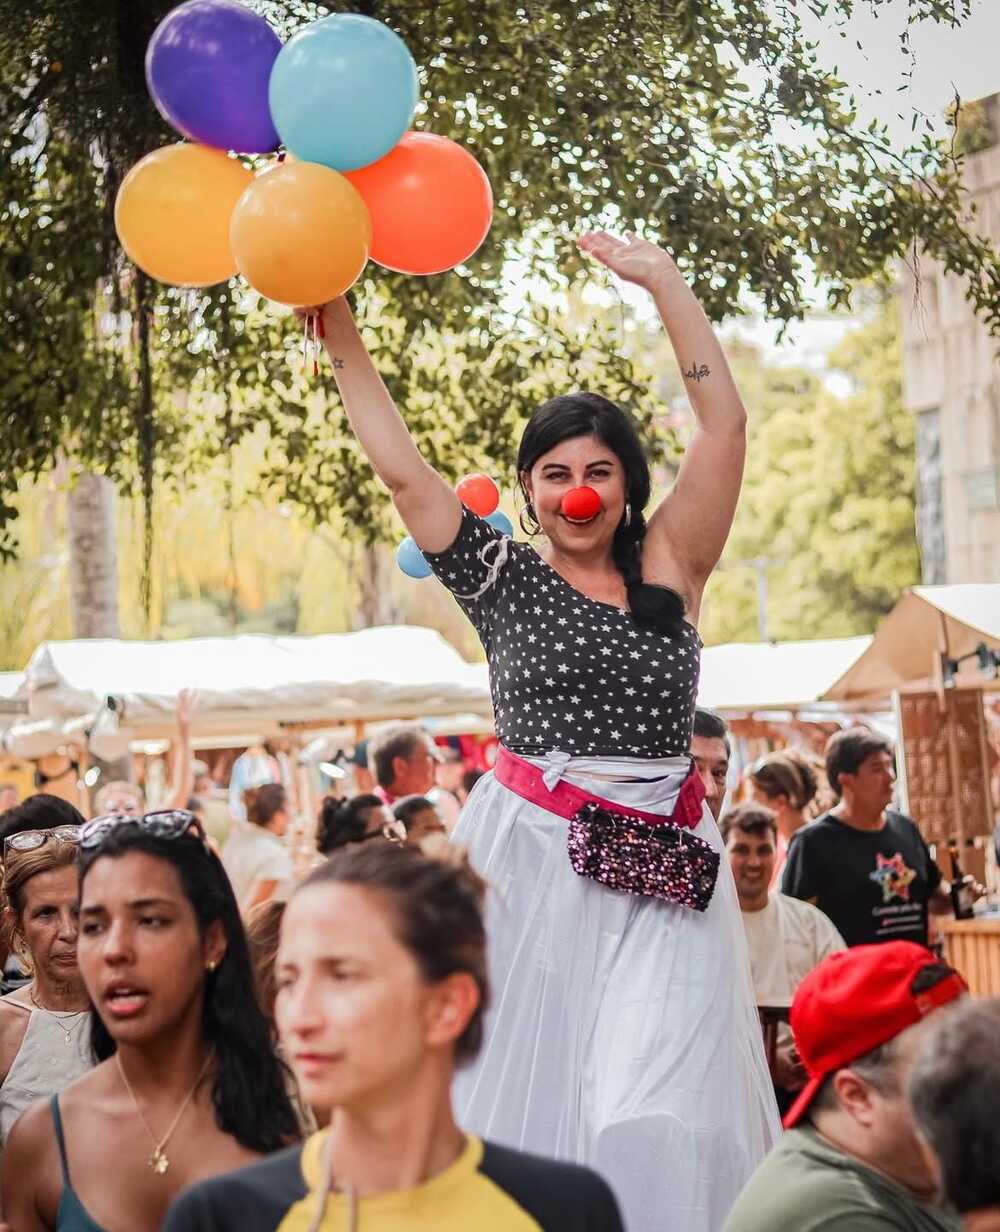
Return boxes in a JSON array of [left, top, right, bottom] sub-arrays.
[[869, 851, 917, 903]]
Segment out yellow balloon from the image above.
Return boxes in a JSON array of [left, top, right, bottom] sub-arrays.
[[115, 144, 252, 287], [229, 161, 371, 307]]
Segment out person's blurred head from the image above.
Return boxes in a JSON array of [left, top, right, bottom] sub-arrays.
[[243, 783, 289, 836], [748, 750, 818, 819], [0, 783, 20, 813], [393, 796, 446, 844], [276, 841, 488, 1118], [77, 814, 297, 1152], [785, 942, 966, 1204], [459, 767, 485, 802], [372, 726, 439, 798], [246, 898, 286, 1033], [434, 746, 465, 795], [0, 793, 85, 843], [316, 794, 392, 856], [825, 728, 895, 814], [721, 803, 777, 912], [93, 780, 145, 818], [691, 708, 730, 822], [909, 998, 1000, 1219], [2, 829, 82, 987], [191, 759, 213, 796]]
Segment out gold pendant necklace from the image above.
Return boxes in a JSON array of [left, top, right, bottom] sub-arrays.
[[116, 1053, 211, 1175], [28, 988, 88, 1045]]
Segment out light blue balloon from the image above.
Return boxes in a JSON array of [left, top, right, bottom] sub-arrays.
[[269, 13, 419, 172], [486, 510, 514, 537], [396, 536, 433, 579]]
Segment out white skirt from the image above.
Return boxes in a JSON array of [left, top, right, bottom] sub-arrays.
[[452, 754, 780, 1232]]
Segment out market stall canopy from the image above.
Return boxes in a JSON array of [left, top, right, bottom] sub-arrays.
[[13, 627, 492, 744], [697, 636, 873, 714], [824, 585, 1000, 702]]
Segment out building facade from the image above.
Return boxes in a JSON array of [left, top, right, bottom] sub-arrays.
[[899, 92, 1000, 584]]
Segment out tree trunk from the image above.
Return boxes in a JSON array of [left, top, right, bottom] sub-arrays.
[[353, 545, 401, 629], [67, 471, 120, 638]]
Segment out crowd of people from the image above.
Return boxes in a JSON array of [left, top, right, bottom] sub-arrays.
[[0, 229, 997, 1231]]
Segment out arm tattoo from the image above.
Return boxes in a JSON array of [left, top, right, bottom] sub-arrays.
[[683, 361, 710, 382], [332, 358, 345, 370]]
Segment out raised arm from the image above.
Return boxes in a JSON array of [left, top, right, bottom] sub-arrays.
[[577, 233, 747, 607], [308, 298, 462, 553]]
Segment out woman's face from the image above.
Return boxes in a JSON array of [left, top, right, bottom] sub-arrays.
[[11, 865, 82, 987], [275, 884, 467, 1114], [523, 434, 627, 555], [77, 851, 225, 1046]]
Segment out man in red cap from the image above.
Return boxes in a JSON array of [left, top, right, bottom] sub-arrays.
[[723, 941, 966, 1232]]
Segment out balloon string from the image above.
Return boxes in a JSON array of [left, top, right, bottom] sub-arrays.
[[311, 312, 319, 376]]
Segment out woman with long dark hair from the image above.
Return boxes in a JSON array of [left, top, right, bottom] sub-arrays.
[[1, 811, 299, 1231], [294, 232, 778, 1230], [164, 841, 624, 1232]]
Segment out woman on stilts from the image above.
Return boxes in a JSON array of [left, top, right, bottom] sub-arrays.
[[303, 231, 780, 1232]]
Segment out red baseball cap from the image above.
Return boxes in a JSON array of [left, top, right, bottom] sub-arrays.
[[783, 940, 966, 1129]]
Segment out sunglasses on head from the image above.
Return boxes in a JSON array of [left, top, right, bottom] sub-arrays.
[[79, 809, 209, 852], [3, 825, 82, 864], [358, 818, 408, 845]]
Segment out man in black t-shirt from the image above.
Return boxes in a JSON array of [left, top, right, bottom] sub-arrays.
[[782, 729, 957, 948]]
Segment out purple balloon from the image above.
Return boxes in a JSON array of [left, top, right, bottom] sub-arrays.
[[146, 0, 281, 153]]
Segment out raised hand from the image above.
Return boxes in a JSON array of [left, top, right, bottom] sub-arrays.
[[576, 230, 678, 294]]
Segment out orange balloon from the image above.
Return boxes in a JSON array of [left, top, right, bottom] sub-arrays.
[[115, 144, 252, 287], [345, 132, 492, 275], [230, 161, 371, 306], [456, 473, 499, 517]]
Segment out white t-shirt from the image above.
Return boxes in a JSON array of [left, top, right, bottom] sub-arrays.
[[221, 823, 295, 909], [742, 892, 846, 1008]]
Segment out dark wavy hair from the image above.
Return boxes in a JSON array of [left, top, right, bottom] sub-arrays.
[[78, 825, 299, 1154], [316, 793, 383, 855], [517, 391, 686, 636]]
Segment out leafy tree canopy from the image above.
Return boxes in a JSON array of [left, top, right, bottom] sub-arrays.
[[701, 295, 920, 643], [1, 0, 993, 579]]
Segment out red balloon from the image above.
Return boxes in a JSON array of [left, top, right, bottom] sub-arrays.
[[345, 131, 492, 275], [456, 473, 499, 517], [561, 487, 602, 520]]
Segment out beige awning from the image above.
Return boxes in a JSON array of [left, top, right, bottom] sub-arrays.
[[823, 585, 1000, 702]]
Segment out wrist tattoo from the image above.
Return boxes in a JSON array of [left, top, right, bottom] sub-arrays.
[[683, 362, 710, 382], [332, 358, 345, 370]]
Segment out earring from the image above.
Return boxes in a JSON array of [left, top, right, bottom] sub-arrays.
[[519, 502, 540, 537], [621, 505, 632, 529], [206, 960, 217, 973]]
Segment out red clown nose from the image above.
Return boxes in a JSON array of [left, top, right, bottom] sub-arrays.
[[560, 486, 602, 520]]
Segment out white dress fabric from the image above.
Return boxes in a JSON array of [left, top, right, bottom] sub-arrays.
[[452, 754, 781, 1232]]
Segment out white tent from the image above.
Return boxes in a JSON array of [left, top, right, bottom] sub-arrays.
[[8, 627, 492, 755], [824, 585, 1000, 702], [697, 636, 873, 715]]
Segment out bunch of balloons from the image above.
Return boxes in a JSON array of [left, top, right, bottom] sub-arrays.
[[114, 0, 493, 304], [397, 474, 513, 579]]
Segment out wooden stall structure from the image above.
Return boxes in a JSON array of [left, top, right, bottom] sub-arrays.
[[826, 584, 1000, 994]]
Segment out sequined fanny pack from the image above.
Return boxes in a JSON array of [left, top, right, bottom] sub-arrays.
[[567, 801, 719, 912]]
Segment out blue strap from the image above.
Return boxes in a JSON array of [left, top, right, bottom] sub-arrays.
[[50, 1094, 72, 1187]]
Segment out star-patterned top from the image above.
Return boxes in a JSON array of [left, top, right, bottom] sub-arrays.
[[423, 508, 702, 759]]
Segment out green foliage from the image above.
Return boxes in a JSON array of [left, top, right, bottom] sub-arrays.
[[701, 297, 920, 643], [1, 0, 995, 581]]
